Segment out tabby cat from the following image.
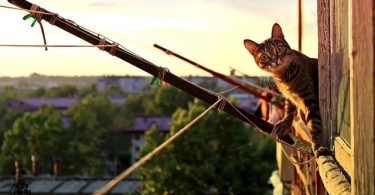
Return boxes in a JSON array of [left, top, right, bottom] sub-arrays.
[[243, 23, 329, 157]]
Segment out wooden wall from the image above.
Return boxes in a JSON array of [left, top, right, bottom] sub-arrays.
[[317, 0, 331, 150], [318, 0, 375, 194], [350, 0, 375, 194]]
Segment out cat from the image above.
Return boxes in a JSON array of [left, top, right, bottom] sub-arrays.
[[243, 23, 329, 157]]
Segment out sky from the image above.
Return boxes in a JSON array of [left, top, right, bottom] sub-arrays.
[[0, 0, 317, 77]]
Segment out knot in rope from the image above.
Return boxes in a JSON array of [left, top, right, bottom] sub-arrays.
[[49, 14, 58, 25], [98, 37, 106, 51], [217, 96, 227, 111], [157, 66, 169, 81], [109, 42, 119, 56], [30, 4, 42, 21]]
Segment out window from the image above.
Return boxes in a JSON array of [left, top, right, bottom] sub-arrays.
[[333, 0, 350, 145]]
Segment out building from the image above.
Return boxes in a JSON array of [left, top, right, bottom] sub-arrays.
[[124, 116, 170, 164], [98, 76, 150, 94], [0, 176, 139, 194], [6, 97, 125, 128]]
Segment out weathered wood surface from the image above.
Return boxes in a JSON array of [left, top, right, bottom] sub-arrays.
[[334, 137, 351, 176], [294, 120, 312, 143], [317, 155, 351, 195], [290, 156, 311, 195], [350, 0, 375, 194], [318, 1, 354, 195], [276, 143, 294, 182], [317, 0, 331, 148], [332, 0, 351, 143]]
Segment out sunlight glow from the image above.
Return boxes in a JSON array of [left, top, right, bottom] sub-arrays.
[[0, 0, 317, 77]]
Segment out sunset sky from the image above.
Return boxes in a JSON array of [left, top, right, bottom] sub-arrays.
[[0, 0, 317, 77]]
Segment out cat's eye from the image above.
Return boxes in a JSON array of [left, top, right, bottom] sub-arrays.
[[260, 54, 269, 62], [276, 46, 285, 53]]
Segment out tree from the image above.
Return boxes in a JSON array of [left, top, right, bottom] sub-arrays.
[[66, 95, 130, 176], [79, 84, 98, 97], [138, 99, 276, 194], [0, 98, 24, 146], [122, 86, 194, 117], [27, 87, 46, 97], [45, 84, 78, 97], [0, 105, 69, 175], [104, 85, 124, 97]]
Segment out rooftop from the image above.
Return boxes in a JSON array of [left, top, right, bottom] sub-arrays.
[[0, 176, 139, 195]]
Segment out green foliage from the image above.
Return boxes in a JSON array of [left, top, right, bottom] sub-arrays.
[[0, 95, 130, 176], [104, 85, 124, 97], [79, 84, 98, 97], [27, 87, 46, 97], [0, 99, 24, 145], [44, 84, 78, 97], [1, 86, 30, 99], [138, 99, 276, 194], [66, 95, 130, 176], [0, 105, 68, 174], [122, 86, 194, 117]]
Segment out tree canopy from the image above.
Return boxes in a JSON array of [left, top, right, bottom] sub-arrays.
[[138, 99, 276, 194], [0, 105, 68, 174], [122, 86, 194, 117], [65, 95, 129, 176]]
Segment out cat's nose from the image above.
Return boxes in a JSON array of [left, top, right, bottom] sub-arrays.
[[271, 62, 277, 68]]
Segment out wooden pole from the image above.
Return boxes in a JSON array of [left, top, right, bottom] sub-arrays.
[[153, 44, 276, 103], [298, 0, 303, 51]]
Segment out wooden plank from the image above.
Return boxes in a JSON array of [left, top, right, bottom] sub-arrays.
[[290, 156, 311, 195], [334, 137, 351, 176], [276, 143, 294, 182], [294, 120, 312, 143], [350, 0, 375, 194], [291, 183, 303, 195], [317, 0, 332, 148]]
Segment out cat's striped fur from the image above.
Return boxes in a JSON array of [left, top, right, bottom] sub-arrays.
[[244, 23, 329, 157]]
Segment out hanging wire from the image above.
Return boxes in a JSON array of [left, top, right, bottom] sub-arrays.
[[93, 99, 222, 195], [0, 4, 55, 15], [229, 67, 283, 98], [0, 3, 150, 62], [0, 44, 119, 48], [281, 144, 315, 165]]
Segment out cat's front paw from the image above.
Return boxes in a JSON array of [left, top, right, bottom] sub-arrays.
[[314, 147, 330, 157], [272, 120, 292, 137]]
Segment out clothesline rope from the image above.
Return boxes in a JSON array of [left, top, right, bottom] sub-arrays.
[[0, 4, 55, 15], [0, 44, 118, 48], [93, 99, 223, 195]]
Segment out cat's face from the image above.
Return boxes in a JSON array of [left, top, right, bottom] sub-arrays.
[[244, 23, 293, 75]]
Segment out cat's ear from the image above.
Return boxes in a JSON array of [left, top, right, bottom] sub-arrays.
[[271, 23, 284, 39], [244, 39, 259, 56]]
